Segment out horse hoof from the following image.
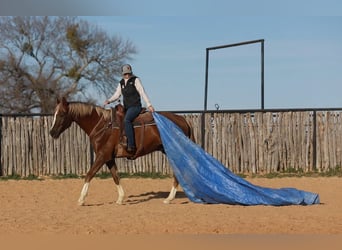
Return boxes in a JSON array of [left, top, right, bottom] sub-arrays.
[[78, 200, 85, 206], [116, 200, 123, 205], [163, 199, 171, 204]]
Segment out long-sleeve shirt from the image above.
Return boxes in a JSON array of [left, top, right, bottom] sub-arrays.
[[107, 77, 153, 108]]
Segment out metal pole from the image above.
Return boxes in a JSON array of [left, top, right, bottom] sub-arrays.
[[201, 48, 210, 148], [204, 48, 209, 111], [261, 40, 265, 110], [312, 111, 317, 171], [206, 39, 265, 51], [0, 115, 2, 176]]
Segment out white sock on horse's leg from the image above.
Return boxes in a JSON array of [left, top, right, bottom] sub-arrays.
[[163, 186, 177, 204], [78, 182, 89, 206], [116, 184, 125, 205]]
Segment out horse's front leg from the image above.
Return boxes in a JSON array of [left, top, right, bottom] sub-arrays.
[[106, 159, 125, 205], [78, 182, 90, 206], [163, 175, 179, 204], [78, 154, 106, 206]]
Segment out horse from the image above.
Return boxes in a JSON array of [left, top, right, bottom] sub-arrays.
[[49, 97, 194, 205]]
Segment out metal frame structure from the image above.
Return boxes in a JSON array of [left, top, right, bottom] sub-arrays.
[[202, 39, 265, 148]]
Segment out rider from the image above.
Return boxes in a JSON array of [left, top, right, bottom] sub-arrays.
[[104, 64, 155, 154]]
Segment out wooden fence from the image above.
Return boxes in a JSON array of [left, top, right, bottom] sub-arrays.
[[1, 110, 342, 177]]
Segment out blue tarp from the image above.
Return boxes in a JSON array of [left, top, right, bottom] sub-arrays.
[[153, 112, 320, 206]]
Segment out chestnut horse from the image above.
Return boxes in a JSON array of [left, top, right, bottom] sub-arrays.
[[49, 97, 194, 205]]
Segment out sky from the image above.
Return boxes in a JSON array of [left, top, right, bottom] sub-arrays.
[[82, 16, 342, 111], [1, 1, 342, 111]]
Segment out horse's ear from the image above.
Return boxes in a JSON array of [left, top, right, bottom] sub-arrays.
[[62, 96, 68, 105], [57, 96, 68, 107], [61, 96, 68, 107]]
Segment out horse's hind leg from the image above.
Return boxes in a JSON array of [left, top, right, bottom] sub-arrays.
[[163, 175, 179, 204], [106, 159, 125, 205]]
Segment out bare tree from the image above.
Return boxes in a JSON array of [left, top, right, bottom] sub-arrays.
[[0, 16, 136, 113]]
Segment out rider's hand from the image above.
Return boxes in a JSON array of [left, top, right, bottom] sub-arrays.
[[148, 106, 155, 112], [103, 100, 110, 106]]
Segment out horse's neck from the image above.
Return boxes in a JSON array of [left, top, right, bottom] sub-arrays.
[[73, 113, 102, 136]]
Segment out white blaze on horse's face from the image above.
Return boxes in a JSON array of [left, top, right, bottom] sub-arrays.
[[51, 109, 58, 131], [51, 103, 63, 129], [50, 104, 63, 138]]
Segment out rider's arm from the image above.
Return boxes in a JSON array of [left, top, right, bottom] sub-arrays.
[[106, 84, 122, 104], [135, 78, 152, 108]]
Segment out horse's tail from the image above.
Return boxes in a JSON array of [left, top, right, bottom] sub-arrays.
[[185, 118, 196, 143], [182, 116, 196, 143]]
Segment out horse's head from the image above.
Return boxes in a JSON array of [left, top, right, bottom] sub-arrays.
[[49, 97, 73, 139]]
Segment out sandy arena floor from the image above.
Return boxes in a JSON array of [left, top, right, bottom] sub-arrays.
[[1, 177, 341, 249]]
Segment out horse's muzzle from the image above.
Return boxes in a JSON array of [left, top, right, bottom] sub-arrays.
[[49, 129, 60, 139]]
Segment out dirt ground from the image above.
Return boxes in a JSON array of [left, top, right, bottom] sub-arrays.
[[1, 177, 342, 249]]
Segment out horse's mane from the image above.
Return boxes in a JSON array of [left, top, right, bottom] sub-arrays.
[[68, 102, 111, 120]]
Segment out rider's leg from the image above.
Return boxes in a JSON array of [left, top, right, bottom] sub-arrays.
[[124, 106, 141, 152]]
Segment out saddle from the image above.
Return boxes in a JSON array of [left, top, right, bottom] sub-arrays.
[[110, 104, 155, 159], [112, 104, 154, 128]]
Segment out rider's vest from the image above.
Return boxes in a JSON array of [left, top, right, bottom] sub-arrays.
[[120, 76, 141, 109]]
